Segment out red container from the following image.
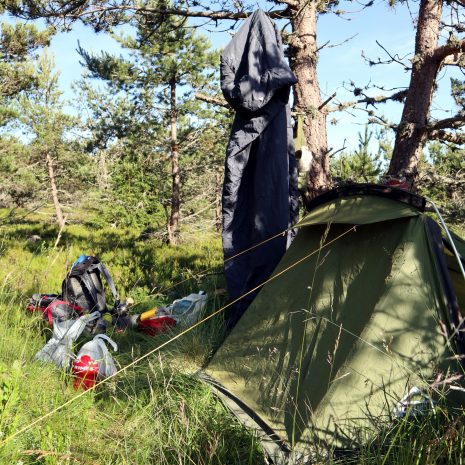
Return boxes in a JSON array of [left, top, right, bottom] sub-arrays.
[[72, 355, 100, 390], [137, 316, 176, 336]]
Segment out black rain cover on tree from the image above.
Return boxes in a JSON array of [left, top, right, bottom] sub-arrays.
[[221, 9, 299, 328]]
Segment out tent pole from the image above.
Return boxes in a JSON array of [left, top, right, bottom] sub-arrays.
[[427, 197, 465, 283]]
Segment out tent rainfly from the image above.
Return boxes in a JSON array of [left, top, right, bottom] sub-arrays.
[[203, 184, 465, 464]]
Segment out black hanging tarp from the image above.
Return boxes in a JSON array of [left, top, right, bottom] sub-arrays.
[[221, 9, 299, 328]]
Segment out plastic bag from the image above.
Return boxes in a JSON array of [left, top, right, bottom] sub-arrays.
[[35, 311, 100, 369], [74, 334, 118, 379], [169, 292, 207, 326]]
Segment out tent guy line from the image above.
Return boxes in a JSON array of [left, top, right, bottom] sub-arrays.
[[146, 224, 296, 299], [0, 224, 358, 448], [427, 197, 465, 283]]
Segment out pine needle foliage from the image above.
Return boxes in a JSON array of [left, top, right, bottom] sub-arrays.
[[331, 126, 384, 184]]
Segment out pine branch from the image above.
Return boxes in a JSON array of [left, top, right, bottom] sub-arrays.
[[334, 89, 407, 112], [10, 2, 288, 23]]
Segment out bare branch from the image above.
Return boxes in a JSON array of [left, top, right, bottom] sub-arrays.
[[195, 92, 230, 109], [334, 89, 407, 112], [433, 38, 465, 63], [429, 115, 465, 131], [318, 92, 336, 111], [441, 21, 465, 34], [376, 40, 411, 69], [316, 34, 358, 53], [328, 140, 347, 158], [316, 40, 330, 53], [443, 53, 465, 65], [428, 129, 465, 144], [367, 114, 396, 129], [273, 0, 300, 8], [362, 41, 411, 71]]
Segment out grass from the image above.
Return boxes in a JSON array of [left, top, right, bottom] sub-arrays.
[[341, 409, 465, 465], [0, 208, 265, 465], [2, 207, 465, 464]]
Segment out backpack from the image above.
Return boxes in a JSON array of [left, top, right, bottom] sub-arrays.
[[62, 255, 120, 313]]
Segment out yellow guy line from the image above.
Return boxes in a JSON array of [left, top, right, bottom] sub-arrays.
[[149, 225, 296, 297], [0, 225, 357, 447]]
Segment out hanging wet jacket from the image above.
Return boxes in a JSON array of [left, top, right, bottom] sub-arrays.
[[221, 9, 299, 329]]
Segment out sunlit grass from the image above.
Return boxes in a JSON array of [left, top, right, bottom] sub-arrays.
[[0, 208, 263, 465]]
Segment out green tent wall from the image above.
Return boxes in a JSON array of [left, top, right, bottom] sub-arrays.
[[204, 185, 465, 462]]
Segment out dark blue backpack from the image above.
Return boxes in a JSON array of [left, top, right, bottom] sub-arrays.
[[62, 255, 120, 313]]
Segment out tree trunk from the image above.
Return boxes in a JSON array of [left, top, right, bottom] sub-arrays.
[[289, 2, 331, 204], [98, 150, 109, 190], [46, 152, 65, 228], [168, 77, 181, 245], [388, 0, 443, 188]]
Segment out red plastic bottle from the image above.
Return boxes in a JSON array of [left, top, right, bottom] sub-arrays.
[[72, 355, 99, 390]]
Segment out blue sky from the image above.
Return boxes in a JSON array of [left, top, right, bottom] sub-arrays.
[[37, 1, 462, 152]]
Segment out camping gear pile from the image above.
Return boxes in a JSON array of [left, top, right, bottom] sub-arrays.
[[27, 255, 208, 389]]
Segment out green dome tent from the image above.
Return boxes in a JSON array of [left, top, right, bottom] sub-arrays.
[[203, 184, 465, 463]]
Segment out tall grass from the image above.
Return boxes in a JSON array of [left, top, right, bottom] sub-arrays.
[[342, 408, 465, 465], [0, 209, 264, 465]]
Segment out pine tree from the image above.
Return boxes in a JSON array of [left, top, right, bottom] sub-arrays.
[[4, 0, 339, 201], [0, 21, 52, 105], [332, 126, 383, 183], [14, 50, 80, 227], [0, 21, 55, 210], [417, 141, 465, 225], [0, 137, 40, 208], [79, 16, 223, 243]]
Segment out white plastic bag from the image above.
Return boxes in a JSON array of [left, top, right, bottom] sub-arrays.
[[169, 292, 208, 326], [75, 334, 118, 379], [35, 311, 101, 369]]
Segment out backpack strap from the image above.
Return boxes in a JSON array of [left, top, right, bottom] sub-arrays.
[[79, 271, 101, 310], [95, 262, 120, 306]]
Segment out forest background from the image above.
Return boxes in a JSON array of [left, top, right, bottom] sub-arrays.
[[1, 0, 464, 239], [1, 0, 465, 464]]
